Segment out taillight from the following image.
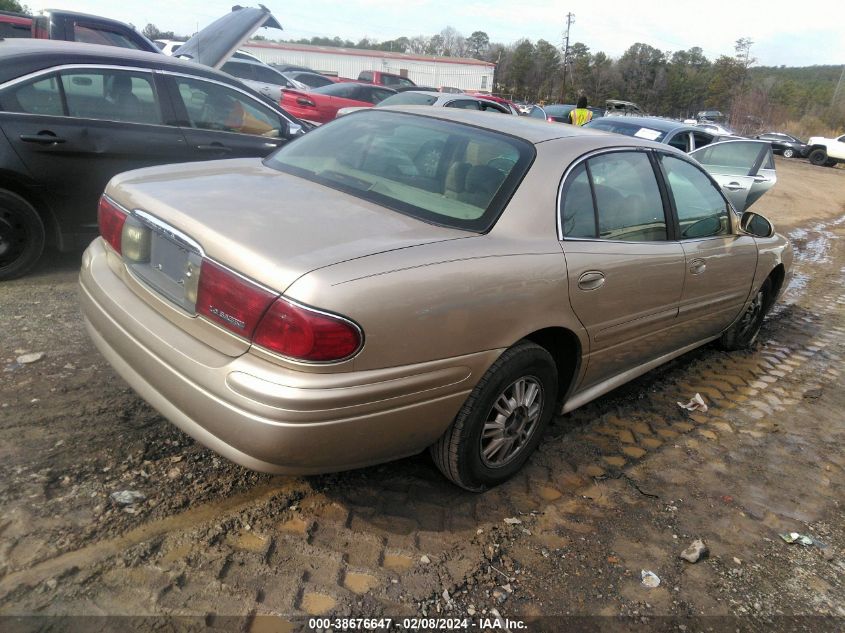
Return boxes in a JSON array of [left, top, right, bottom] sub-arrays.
[[195, 260, 276, 338], [296, 96, 316, 107], [98, 195, 127, 254], [254, 298, 361, 362], [547, 117, 554, 122]]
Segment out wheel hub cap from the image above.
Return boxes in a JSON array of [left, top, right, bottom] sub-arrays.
[[480, 377, 544, 468]]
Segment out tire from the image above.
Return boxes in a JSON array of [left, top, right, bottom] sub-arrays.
[[430, 341, 558, 491], [718, 278, 772, 351], [808, 149, 828, 166], [0, 190, 45, 281], [824, 159, 838, 167], [782, 148, 794, 158]]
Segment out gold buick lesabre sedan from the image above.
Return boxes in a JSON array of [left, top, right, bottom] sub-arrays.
[[80, 108, 792, 490]]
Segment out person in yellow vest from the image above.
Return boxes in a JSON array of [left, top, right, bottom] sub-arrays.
[[569, 96, 593, 126]]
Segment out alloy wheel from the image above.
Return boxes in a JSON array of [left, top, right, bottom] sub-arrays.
[[480, 376, 544, 468]]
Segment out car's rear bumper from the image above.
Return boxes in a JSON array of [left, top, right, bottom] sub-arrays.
[[79, 239, 499, 474]]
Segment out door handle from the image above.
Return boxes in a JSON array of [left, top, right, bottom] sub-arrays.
[[577, 271, 606, 291], [196, 143, 232, 154], [19, 133, 66, 145], [689, 258, 706, 274], [724, 182, 744, 191], [752, 175, 770, 183]]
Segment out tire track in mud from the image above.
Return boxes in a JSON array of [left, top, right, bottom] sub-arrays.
[[2, 215, 843, 619]]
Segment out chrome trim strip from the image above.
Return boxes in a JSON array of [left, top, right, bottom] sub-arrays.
[[132, 209, 205, 257]]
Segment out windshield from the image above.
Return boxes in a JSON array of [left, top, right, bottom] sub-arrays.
[[585, 118, 668, 142], [264, 110, 534, 232], [378, 92, 439, 107]]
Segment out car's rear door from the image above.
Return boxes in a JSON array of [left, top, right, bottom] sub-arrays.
[[162, 73, 290, 160], [657, 152, 758, 340], [0, 67, 188, 244], [558, 149, 686, 388], [689, 140, 776, 212]]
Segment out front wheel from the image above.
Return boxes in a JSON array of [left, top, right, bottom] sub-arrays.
[[808, 149, 828, 166], [430, 341, 558, 491], [0, 190, 45, 281], [718, 278, 772, 351], [782, 148, 794, 158]]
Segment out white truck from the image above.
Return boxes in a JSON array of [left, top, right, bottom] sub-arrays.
[[806, 133, 845, 167]]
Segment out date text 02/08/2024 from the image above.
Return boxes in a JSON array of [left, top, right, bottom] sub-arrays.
[[306, 617, 528, 630]]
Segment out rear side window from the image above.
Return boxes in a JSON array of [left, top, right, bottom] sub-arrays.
[[560, 163, 596, 238], [0, 75, 63, 115], [73, 23, 143, 50], [264, 110, 534, 232], [221, 62, 254, 81], [60, 70, 161, 125], [560, 151, 667, 241]]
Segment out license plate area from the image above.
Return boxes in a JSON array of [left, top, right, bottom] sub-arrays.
[[125, 217, 203, 314]]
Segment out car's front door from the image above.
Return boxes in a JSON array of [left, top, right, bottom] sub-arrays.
[[163, 74, 290, 160], [0, 67, 187, 244], [689, 140, 776, 212], [558, 150, 686, 388], [658, 152, 758, 340]]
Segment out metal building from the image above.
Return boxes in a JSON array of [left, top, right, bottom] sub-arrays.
[[241, 41, 495, 92]]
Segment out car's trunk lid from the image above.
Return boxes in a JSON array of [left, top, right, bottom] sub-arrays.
[[105, 158, 467, 350]]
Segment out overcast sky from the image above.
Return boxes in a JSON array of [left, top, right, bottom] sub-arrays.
[[33, 0, 845, 67]]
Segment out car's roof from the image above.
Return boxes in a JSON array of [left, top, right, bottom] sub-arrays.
[[0, 38, 234, 85], [377, 105, 656, 146]]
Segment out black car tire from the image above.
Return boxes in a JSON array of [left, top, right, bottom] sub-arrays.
[[0, 190, 45, 281], [718, 278, 772, 351], [430, 341, 558, 491], [808, 148, 828, 166], [782, 148, 794, 158]]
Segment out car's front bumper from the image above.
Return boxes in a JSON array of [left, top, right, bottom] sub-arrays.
[[79, 239, 498, 474]]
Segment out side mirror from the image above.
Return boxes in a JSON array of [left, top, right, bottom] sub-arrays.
[[287, 122, 303, 137], [740, 211, 774, 238]]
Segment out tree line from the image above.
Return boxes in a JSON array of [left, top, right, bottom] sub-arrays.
[[140, 20, 844, 136], [283, 28, 845, 136]]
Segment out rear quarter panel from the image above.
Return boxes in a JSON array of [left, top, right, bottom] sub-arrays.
[[284, 235, 586, 373]]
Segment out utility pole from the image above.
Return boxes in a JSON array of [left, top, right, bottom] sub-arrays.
[[832, 64, 845, 108], [560, 12, 574, 102]]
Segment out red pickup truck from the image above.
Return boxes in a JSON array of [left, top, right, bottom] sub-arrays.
[[357, 70, 417, 88], [0, 9, 160, 52]]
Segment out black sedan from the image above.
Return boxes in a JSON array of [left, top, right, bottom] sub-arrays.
[[0, 39, 307, 280], [754, 132, 809, 158]]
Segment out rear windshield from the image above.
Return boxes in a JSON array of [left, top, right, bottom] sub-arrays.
[[264, 110, 534, 232], [586, 118, 668, 142], [378, 92, 439, 107]]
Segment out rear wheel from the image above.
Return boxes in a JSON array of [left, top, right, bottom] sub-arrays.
[[808, 148, 828, 166], [430, 341, 558, 491], [0, 190, 45, 281], [718, 278, 772, 350], [782, 148, 794, 158]]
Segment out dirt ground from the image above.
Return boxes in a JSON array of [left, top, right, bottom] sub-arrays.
[[1, 157, 844, 631]]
